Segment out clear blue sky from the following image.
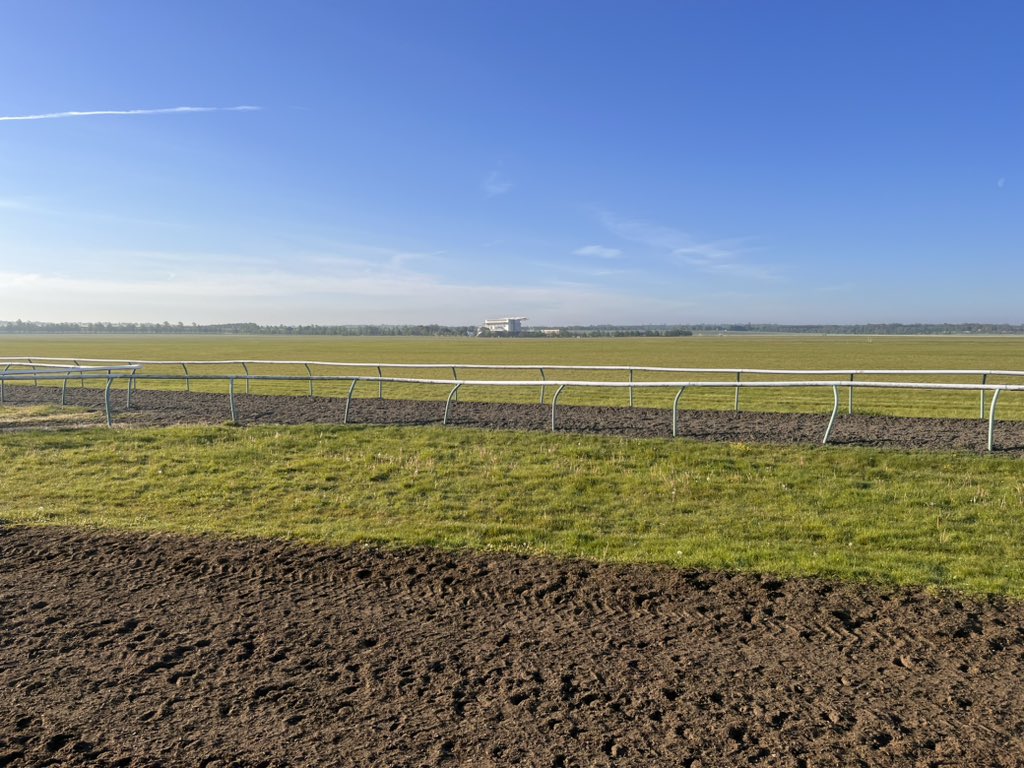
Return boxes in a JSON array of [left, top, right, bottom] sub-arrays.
[[1, 1, 1021, 326]]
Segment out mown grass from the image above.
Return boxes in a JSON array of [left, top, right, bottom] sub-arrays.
[[5, 333, 1024, 419], [3, 421, 1024, 597]]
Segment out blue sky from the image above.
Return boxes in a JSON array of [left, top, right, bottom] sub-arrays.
[[1, 1, 1021, 326]]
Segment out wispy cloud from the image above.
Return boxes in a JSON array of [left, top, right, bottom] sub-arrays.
[[0, 197, 39, 211], [573, 245, 622, 259], [0, 196, 178, 228], [0, 266, 690, 326], [299, 240, 443, 272], [600, 212, 776, 280], [482, 170, 512, 198], [529, 259, 632, 281], [0, 105, 260, 122]]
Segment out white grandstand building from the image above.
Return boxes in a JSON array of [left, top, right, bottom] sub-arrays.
[[479, 317, 527, 335]]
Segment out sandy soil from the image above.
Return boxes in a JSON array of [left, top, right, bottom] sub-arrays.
[[3, 526, 1024, 767]]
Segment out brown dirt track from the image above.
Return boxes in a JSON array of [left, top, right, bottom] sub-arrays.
[[4, 528, 1024, 767], [3, 387, 1024, 766], [6, 384, 1024, 453]]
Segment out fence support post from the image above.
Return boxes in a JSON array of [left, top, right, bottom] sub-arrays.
[[539, 368, 546, 404], [229, 377, 238, 424], [242, 362, 250, 394], [734, 372, 741, 412], [61, 375, 69, 406], [988, 387, 1002, 452], [551, 384, 567, 432], [377, 366, 383, 399], [182, 363, 190, 392], [980, 374, 988, 420], [451, 367, 459, 403], [672, 387, 686, 437], [443, 383, 462, 425], [104, 377, 114, 427], [628, 369, 634, 407], [344, 379, 358, 424], [304, 364, 314, 397], [848, 373, 854, 415], [822, 385, 840, 444]]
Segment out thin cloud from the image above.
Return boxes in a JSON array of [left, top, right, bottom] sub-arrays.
[[0, 106, 261, 122], [482, 170, 512, 198], [600, 212, 776, 280], [529, 259, 633, 280], [0, 267, 691, 326], [671, 241, 770, 278], [573, 245, 622, 259], [0, 197, 38, 211], [300, 240, 442, 271], [0, 197, 178, 227]]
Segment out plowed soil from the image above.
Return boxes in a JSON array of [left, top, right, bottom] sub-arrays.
[[3, 526, 1024, 767], [6, 384, 1024, 454]]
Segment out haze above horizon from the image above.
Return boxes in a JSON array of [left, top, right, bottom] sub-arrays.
[[1, 1, 1021, 326]]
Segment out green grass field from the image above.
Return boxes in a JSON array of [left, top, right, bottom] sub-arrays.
[[4, 335, 1024, 598], [2, 412, 1023, 596], [4, 333, 1024, 418]]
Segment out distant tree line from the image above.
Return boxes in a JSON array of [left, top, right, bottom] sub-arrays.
[[543, 326, 694, 338], [685, 323, 1024, 335], [2, 320, 1023, 336], [0, 320, 476, 336]]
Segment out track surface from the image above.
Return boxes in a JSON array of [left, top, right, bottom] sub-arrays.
[[7, 385, 1024, 453], [3, 526, 1024, 767]]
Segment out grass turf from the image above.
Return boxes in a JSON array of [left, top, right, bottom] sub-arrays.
[[2, 416, 1023, 597]]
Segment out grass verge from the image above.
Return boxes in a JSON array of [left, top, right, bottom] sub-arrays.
[[2, 423, 1023, 596]]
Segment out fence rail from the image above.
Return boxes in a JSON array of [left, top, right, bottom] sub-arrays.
[[3, 363, 1023, 450], [5, 356, 1024, 417]]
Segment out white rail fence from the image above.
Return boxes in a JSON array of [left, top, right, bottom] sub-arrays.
[[5, 356, 1024, 418], [1, 358, 1023, 450]]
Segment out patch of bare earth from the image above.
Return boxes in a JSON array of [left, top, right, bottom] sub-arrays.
[[2, 527, 1024, 767]]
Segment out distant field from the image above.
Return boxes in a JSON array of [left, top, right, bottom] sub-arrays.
[[4, 333, 1024, 419]]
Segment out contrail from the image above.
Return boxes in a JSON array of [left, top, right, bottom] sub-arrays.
[[0, 106, 261, 122]]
